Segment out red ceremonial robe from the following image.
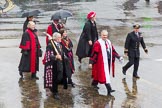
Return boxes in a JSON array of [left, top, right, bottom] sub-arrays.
[[91, 39, 119, 84], [19, 29, 41, 73], [45, 22, 64, 45]]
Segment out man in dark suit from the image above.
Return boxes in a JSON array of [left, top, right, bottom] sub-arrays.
[[122, 24, 148, 78]]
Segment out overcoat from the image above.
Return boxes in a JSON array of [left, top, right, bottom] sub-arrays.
[[61, 38, 75, 78], [125, 31, 146, 57], [76, 20, 98, 58]]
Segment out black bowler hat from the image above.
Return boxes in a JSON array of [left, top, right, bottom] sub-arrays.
[[133, 24, 140, 29]]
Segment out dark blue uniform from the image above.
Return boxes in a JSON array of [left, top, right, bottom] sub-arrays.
[[122, 31, 147, 78]]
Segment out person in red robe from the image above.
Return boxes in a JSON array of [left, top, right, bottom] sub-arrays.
[[18, 21, 42, 80], [89, 30, 123, 96], [45, 19, 64, 45], [42, 19, 64, 64]]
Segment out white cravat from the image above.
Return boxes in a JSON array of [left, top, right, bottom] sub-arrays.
[[136, 32, 139, 38]]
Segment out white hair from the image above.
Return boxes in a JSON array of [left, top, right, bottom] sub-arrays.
[[52, 32, 61, 39], [27, 21, 35, 28], [101, 30, 108, 35]]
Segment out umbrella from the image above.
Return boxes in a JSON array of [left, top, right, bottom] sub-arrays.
[[51, 10, 73, 20], [21, 10, 41, 18]]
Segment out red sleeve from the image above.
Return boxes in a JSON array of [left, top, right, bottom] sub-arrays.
[[112, 45, 120, 59], [112, 45, 120, 77], [19, 41, 30, 50], [46, 25, 53, 45], [89, 41, 100, 64]]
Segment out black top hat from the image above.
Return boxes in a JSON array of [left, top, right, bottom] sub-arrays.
[[133, 24, 140, 29]]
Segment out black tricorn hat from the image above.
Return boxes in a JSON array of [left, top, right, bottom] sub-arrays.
[[133, 24, 140, 29]]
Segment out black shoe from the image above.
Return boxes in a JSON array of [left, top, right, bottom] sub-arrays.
[[92, 85, 99, 90], [34, 76, 39, 80], [19, 71, 23, 78], [78, 57, 82, 63], [31, 76, 39, 80], [54, 93, 60, 100], [71, 82, 75, 88], [63, 85, 68, 89], [133, 75, 140, 79], [31, 73, 39, 80], [68, 79, 75, 88], [122, 67, 126, 75], [108, 90, 115, 96], [110, 90, 115, 93], [91, 81, 99, 90]]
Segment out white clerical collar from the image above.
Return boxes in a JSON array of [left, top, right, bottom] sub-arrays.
[[54, 41, 59, 45]]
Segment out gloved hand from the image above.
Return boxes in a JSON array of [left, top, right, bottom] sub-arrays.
[[144, 49, 148, 54], [119, 56, 124, 64]]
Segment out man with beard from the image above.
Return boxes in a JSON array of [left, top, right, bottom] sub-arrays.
[[18, 21, 42, 80]]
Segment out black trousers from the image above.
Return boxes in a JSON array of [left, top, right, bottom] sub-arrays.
[[123, 56, 139, 76], [51, 71, 68, 94], [51, 71, 59, 94]]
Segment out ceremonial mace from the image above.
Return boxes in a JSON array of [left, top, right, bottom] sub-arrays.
[[43, 32, 59, 55]]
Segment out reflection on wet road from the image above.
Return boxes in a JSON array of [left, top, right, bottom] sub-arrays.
[[18, 75, 41, 108], [121, 78, 140, 108]]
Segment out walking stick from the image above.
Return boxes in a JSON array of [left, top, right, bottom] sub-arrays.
[[43, 32, 59, 55]]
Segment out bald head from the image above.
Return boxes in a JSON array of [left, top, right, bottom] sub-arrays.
[[27, 21, 35, 30]]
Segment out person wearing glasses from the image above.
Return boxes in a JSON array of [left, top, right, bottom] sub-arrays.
[[89, 30, 123, 96]]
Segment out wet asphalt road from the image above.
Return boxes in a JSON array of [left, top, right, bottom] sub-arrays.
[[0, 0, 162, 108]]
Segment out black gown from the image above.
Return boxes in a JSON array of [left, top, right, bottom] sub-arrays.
[[44, 41, 67, 93], [76, 20, 98, 59], [18, 28, 41, 73]]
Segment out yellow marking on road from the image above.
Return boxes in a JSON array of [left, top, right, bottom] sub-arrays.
[[0, 0, 15, 14]]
